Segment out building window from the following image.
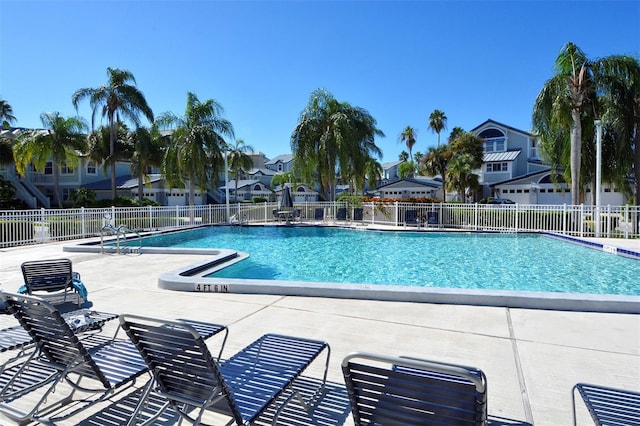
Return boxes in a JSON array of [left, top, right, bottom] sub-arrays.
[[87, 161, 97, 175], [61, 162, 74, 175], [484, 137, 505, 152], [44, 161, 53, 175], [529, 139, 538, 159], [486, 162, 508, 172], [253, 185, 261, 191], [479, 128, 506, 152]]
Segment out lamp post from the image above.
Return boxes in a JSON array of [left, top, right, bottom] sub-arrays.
[[224, 150, 230, 222], [594, 119, 602, 236]]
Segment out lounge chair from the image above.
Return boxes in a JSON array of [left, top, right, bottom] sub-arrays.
[[336, 207, 347, 221], [119, 314, 331, 426], [0, 294, 227, 424], [427, 211, 439, 227], [405, 209, 419, 226], [572, 383, 640, 425], [314, 207, 325, 221], [20, 258, 86, 306], [0, 293, 147, 423], [353, 207, 363, 221], [342, 352, 488, 426]]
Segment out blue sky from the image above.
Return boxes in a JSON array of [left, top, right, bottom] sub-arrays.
[[1, 1, 639, 163]]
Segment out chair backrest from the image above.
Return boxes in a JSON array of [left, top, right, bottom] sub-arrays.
[[21, 259, 73, 294], [353, 208, 363, 221], [427, 211, 439, 225], [314, 208, 324, 220], [342, 352, 487, 426], [119, 315, 242, 424], [336, 208, 347, 220], [1, 293, 110, 388], [405, 209, 418, 224]]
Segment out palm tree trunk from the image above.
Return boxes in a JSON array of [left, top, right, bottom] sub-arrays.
[[109, 119, 117, 200], [634, 139, 640, 206], [53, 166, 62, 208], [570, 110, 582, 205], [137, 167, 144, 203]]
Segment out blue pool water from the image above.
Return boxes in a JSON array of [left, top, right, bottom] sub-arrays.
[[133, 227, 640, 295]]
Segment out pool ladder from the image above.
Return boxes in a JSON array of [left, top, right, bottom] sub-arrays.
[[100, 224, 142, 255]]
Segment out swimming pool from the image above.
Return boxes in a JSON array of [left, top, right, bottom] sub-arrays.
[[126, 226, 640, 296]]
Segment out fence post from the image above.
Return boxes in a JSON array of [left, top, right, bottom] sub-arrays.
[[474, 203, 478, 231], [515, 203, 519, 233], [579, 204, 584, 237], [394, 201, 398, 227], [175, 205, 180, 228], [81, 207, 86, 237], [562, 204, 567, 235]]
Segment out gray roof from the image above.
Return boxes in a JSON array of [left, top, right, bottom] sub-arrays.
[[265, 154, 293, 165], [117, 174, 164, 189], [376, 177, 442, 190], [220, 179, 272, 191], [471, 119, 534, 137], [247, 168, 276, 176], [484, 149, 521, 162]]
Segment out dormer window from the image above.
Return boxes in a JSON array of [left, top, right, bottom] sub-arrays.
[[479, 128, 506, 153]]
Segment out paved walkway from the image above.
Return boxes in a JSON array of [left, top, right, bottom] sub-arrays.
[[0, 239, 638, 425]]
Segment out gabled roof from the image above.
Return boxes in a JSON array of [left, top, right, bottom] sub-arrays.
[[376, 177, 442, 190], [484, 149, 521, 162], [265, 154, 293, 165], [471, 119, 533, 137], [117, 174, 164, 189], [247, 167, 276, 176], [220, 179, 271, 191], [382, 160, 404, 169]]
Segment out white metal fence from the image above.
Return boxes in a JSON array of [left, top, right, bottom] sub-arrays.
[[1, 202, 638, 248]]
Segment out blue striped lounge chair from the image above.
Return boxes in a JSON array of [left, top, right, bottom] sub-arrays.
[[119, 314, 331, 426]]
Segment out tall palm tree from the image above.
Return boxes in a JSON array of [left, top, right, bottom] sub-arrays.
[[399, 126, 417, 175], [227, 138, 254, 202], [422, 144, 452, 202], [0, 99, 16, 129], [157, 92, 234, 206], [398, 150, 409, 162], [428, 109, 447, 147], [532, 42, 639, 205], [13, 112, 87, 208], [129, 126, 165, 203], [0, 99, 17, 165], [291, 88, 383, 202], [72, 67, 153, 200], [87, 123, 133, 180]]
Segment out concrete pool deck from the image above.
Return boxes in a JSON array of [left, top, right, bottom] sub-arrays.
[[0, 237, 638, 425]]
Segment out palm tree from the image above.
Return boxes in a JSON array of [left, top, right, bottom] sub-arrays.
[[428, 109, 447, 147], [422, 144, 452, 202], [13, 112, 87, 208], [87, 123, 133, 180], [227, 138, 254, 202], [532, 42, 639, 205], [0, 99, 16, 129], [399, 126, 417, 175], [398, 161, 416, 179], [291, 88, 383, 202], [448, 126, 465, 143], [398, 150, 409, 162], [157, 92, 234, 206], [363, 155, 383, 194], [0, 99, 17, 165], [72, 67, 153, 200], [129, 126, 165, 203], [447, 154, 480, 203]]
